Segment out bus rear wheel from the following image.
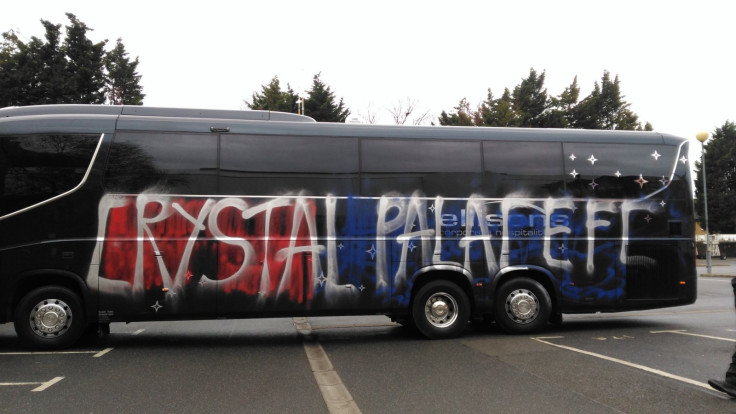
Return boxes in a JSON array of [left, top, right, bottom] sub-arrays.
[[495, 277, 551, 334], [14, 286, 85, 350], [411, 280, 470, 339]]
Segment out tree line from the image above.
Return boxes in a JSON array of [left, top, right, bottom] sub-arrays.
[[248, 68, 652, 130], [0, 13, 143, 107], [0, 15, 651, 130], [438, 69, 652, 130], [244, 74, 350, 122]]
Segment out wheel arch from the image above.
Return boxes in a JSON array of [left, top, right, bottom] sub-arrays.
[[408, 264, 475, 311], [8, 269, 92, 324]]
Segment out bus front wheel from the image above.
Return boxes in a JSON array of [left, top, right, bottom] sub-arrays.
[[495, 277, 551, 334], [411, 280, 470, 339], [14, 286, 85, 350]]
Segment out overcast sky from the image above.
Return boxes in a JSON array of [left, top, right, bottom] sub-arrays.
[[2, 0, 734, 162]]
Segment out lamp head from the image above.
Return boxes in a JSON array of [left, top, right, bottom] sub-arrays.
[[696, 131, 709, 143]]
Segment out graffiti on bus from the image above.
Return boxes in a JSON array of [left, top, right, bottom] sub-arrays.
[[86, 190, 683, 313]]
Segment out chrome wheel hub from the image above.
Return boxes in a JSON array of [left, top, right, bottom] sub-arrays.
[[505, 289, 539, 324], [424, 292, 458, 328], [30, 299, 71, 337]]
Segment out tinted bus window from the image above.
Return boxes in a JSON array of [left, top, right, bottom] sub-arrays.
[[483, 141, 564, 197], [0, 134, 100, 216], [562, 142, 678, 198], [220, 134, 359, 195], [361, 139, 482, 197], [104, 132, 217, 194]]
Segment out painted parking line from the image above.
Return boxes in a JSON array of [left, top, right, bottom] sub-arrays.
[[651, 329, 736, 343], [0, 376, 64, 392], [293, 318, 361, 414], [93, 347, 114, 357], [0, 347, 114, 358], [532, 336, 710, 390]]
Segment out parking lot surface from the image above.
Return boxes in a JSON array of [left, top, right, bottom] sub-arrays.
[[1, 269, 735, 413]]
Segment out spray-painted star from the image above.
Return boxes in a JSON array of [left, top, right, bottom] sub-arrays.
[[366, 244, 377, 260], [635, 174, 648, 188]]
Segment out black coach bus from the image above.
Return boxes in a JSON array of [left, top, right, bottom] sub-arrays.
[[0, 105, 696, 349]]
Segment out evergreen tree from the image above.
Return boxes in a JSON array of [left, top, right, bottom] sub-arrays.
[[0, 14, 144, 107], [0, 24, 67, 106], [546, 76, 580, 128], [304, 73, 350, 122], [571, 82, 601, 129], [512, 68, 548, 127], [694, 121, 736, 233], [0, 31, 24, 106], [104, 38, 145, 105], [62, 13, 106, 104], [438, 98, 475, 126], [37, 21, 69, 104], [437, 69, 651, 132], [572, 71, 646, 130], [476, 89, 519, 127], [493, 89, 519, 127], [245, 76, 299, 113]]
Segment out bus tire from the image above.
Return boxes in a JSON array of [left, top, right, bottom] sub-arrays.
[[14, 286, 85, 350], [411, 280, 470, 339], [495, 277, 551, 334]]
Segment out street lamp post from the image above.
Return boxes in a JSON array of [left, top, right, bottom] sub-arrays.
[[696, 131, 711, 274]]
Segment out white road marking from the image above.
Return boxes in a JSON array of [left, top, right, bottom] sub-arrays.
[[650, 329, 736, 343], [32, 376, 64, 392], [0, 376, 64, 392], [532, 337, 711, 390], [293, 317, 361, 413], [0, 349, 113, 357], [93, 347, 114, 358]]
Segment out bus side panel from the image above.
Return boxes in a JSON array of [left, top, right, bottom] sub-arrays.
[[558, 141, 696, 312], [91, 194, 499, 319]]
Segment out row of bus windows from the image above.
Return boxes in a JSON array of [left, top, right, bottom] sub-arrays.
[[104, 132, 684, 198], [0, 132, 688, 216]]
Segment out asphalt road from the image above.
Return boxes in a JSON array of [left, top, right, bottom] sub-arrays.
[[1, 268, 736, 413]]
